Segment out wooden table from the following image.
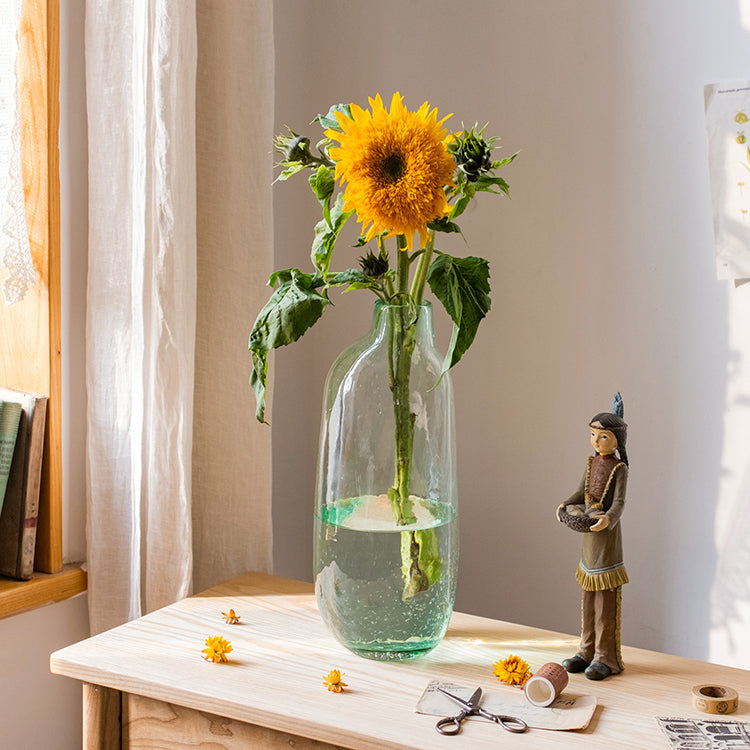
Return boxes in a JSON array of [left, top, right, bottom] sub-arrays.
[[50, 571, 750, 749]]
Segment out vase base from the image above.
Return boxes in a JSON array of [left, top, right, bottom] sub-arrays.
[[345, 640, 441, 661]]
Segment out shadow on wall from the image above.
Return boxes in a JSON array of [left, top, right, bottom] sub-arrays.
[[712, 458, 750, 660], [710, 216, 750, 669], [705, 39, 750, 667]]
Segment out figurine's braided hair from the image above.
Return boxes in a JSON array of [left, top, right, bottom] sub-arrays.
[[589, 392, 629, 466]]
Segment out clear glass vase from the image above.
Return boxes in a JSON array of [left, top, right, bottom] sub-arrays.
[[313, 300, 458, 660]]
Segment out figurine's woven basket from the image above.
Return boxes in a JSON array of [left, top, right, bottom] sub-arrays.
[[558, 507, 598, 532]]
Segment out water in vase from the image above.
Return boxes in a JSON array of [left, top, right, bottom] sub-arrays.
[[314, 493, 458, 660]]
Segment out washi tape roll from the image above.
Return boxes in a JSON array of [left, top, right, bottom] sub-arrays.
[[691, 684, 739, 715], [524, 663, 569, 707]]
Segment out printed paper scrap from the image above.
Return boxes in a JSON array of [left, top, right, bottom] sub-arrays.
[[705, 81, 750, 281], [416, 679, 596, 731], [657, 716, 750, 749]]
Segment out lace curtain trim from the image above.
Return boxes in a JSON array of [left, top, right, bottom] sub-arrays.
[[0, 0, 36, 305]]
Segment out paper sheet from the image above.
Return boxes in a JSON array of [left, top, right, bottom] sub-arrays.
[[657, 716, 750, 749], [416, 679, 597, 731], [704, 81, 750, 281]]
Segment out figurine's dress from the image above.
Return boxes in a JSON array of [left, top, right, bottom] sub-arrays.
[[567, 454, 628, 674]]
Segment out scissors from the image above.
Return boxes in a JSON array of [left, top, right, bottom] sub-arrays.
[[435, 686, 528, 735]]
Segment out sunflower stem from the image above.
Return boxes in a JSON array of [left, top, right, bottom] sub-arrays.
[[379, 235, 396, 298], [396, 236, 410, 296], [386, 235, 436, 599], [410, 230, 435, 304]]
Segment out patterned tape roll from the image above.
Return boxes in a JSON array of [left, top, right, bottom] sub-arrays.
[[524, 663, 569, 707], [691, 684, 739, 715]]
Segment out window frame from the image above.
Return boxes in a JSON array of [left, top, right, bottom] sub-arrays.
[[0, 0, 86, 618]]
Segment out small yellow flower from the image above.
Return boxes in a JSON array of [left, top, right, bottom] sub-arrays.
[[202, 635, 233, 663], [493, 655, 532, 686], [323, 669, 348, 693], [222, 609, 241, 624]]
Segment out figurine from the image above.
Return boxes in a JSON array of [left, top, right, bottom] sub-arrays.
[[556, 393, 629, 681]]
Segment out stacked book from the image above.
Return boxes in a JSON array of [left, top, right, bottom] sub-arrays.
[[0, 388, 48, 580]]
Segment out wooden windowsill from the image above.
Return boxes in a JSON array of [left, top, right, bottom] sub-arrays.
[[0, 563, 87, 619]]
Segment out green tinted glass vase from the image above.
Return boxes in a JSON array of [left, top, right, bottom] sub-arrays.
[[314, 301, 458, 660]]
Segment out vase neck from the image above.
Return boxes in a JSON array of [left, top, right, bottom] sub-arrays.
[[371, 301, 434, 341]]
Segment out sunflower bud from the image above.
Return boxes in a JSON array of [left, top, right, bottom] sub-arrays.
[[274, 129, 315, 165], [448, 125, 494, 182], [358, 251, 389, 278]]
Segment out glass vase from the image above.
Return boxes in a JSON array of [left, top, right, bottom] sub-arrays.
[[313, 300, 458, 660]]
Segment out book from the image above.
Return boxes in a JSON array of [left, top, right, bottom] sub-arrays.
[[0, 388, 48, 580], [0, 400, 23, 517]]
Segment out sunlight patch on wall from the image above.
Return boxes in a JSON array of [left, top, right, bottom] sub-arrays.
[[710, 287, 750, 669], [740, 0, 750, 30]]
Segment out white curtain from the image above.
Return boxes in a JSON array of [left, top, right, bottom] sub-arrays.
[[85, 0, 273, 635], [0, 0, 35, 305], [85, 0, 197, 634]]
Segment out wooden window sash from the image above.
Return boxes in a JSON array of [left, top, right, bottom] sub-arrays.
[[0, 0, 86, 617]]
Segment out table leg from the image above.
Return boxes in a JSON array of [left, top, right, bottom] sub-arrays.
[[83, 683, 122, 750]]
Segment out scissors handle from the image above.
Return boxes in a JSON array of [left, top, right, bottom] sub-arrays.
[[484, 711, 528, 734], [436, 710, 468, 735]]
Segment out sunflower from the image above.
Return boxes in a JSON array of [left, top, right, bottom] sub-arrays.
[[326, 93, 455, 252]]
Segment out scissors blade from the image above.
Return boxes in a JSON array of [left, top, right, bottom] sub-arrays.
[[467, 687, 483, 709], [438, 686, 483, 712]]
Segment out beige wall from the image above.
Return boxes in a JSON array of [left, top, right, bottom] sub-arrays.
[[271, 0, 750, 670]]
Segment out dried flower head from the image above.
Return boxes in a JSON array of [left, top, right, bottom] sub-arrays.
[[222, 609, 241, 625], [493, 654, 532, 686], [323, 669, 348, 693], [202, 635, 233, 663]]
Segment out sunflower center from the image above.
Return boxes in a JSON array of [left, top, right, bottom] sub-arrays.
[[381, 152, 405, 184]]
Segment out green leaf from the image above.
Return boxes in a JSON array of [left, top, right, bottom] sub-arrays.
[[268, 267, 326, 290], [400, 529, 442, 600], [427, 253, 491, 375], [415, 528, 442, 586], [311, 193, 354, 277], [327, 268, 369, 285], [428, 216, 463, 235], [275, 163, 307, 182], [492, 151, 518, 169], [327, 268, 390, 294], [268, 268, 297, 287], [449, 191, 473, 220], [474, 174, 511, 197], [249, 350, 269, 423], [250, 271, 329, 352], [309, 166, 335, 226], [248, 271, 331, 422], [313, 103, 353, 131]]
